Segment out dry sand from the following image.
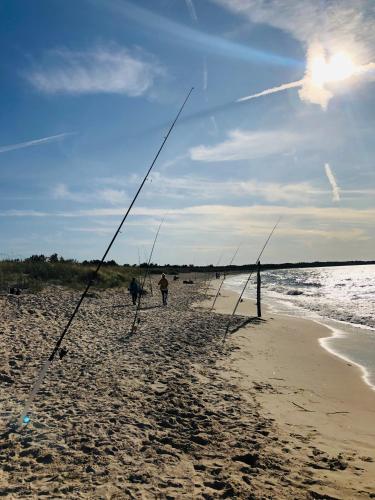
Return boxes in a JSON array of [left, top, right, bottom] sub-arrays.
[[0, 276, 374, 499]]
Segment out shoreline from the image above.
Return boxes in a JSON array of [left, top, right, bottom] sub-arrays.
[[224, 275, 375, 393], [200, 279, 375, 497], [317, 320, 375, 393]]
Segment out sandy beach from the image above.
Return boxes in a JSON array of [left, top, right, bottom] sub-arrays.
[[202, 279, 375, 499], [0, 276, 374, 498]]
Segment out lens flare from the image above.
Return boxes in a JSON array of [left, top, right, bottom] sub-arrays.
[[311, 52, 356, 85]]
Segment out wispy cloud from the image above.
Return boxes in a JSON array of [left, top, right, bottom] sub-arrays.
[[212, 1, 375, 59], [0, 133, 73, 154], [52, 183, 129, 205], [144, 172, 321, 204], [189, 128, 304, 161], [158, 154, 189, 171], [1, 205, 373, 243], [185, 0, 198, 22], [324, 163, 340, 202], [26, 46, 164, 95]]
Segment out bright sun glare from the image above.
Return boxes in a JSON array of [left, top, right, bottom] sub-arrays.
[[311, 52, 356, 86]]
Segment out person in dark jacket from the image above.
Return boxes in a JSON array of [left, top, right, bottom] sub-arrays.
[[128, 277, 139, 305]]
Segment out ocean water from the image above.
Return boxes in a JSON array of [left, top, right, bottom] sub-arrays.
[[223, 265, 375, 391]]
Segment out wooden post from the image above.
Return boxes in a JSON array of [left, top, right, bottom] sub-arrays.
[[256, 261, 261, 318]]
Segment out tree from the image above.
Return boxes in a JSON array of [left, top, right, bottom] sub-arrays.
[[49, 253, 59, 263], [26, 254, 46, 263]]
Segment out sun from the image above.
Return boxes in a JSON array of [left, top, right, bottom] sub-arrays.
[[311, 52, 356, 86]]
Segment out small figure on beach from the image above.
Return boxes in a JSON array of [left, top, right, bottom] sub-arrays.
[[158, 273, 169, 306], [128, 277, 139, 305]]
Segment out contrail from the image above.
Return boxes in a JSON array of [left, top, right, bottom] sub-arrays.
[[0, 133, 74, 154], [185, 0, 198, 22], [210, 115, 218, 133], [324, 163, 340, 202], [203, 58, 208, 90], [237, 79, 303, 102]]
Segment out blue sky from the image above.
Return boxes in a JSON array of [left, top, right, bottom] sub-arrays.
[[1, 0, 374, 265]]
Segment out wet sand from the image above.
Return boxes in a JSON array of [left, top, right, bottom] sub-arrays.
[[0, 276, 374, 498], [201, 279, 375, 499]]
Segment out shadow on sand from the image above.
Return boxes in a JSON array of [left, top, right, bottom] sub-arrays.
[[139, 305, 163, 311], [229, 316, 265, 335]]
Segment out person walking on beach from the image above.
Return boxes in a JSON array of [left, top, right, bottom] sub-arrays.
[[128, 277, 139, 305], [158, 273, 169, 306]]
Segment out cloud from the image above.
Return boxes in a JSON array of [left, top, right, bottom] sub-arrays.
[[237, 43, 375, 109], [189, 128, 304, 161], [0, 133, 73, 154], [3, 203, 374, 223], [97, 171, 326, 204], [185, 0, 198, 22], [1, 204, 372, 248], [52, 183, 128, 205], [98, 188, 129, 205], [212, 1, 375, 56], [215, 1, 375, 108], [26, 46, 163, 95], [52, 183, 82, 202], [144, 172, 320, 204], [324, 163, 340, 202]]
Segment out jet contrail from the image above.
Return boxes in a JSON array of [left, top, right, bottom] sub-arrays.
[[324, 163, 340, 202], [203, 58, 208, 90], [0, 133, 74, 154], [210, 115, 218, 133], [185, 0, 198, 22], [237, 79, 303, 102]]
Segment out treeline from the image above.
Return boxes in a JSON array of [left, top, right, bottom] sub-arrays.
[[1, 254, 374, 292], [145, 260, 375, 274], [0, 255, 136, 291]]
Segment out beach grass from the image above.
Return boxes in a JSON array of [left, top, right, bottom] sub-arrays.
[[0, 259, 137, 292]]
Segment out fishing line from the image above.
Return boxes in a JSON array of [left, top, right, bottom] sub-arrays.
[[15, 88, 193, 429], [211, 243, 241, 311], [202, 251, 225, 299], [130, 217, 165, 334], [223, 218, 281, 342]]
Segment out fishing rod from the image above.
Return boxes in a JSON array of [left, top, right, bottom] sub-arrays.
[[202, 252, 224, 299], [137, 248, 142, 281], [16, 88, 193, 428], [223, 217, 281, 342], [210, 243, 241, 311], [130, 217, 164, 334], [148, 269, 153, 296]]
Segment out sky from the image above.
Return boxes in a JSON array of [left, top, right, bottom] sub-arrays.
[[0, 0, 374, 265]]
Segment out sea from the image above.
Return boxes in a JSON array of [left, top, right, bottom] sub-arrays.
[[223, 265, 375, 391]]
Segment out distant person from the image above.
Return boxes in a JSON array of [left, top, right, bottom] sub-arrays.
[[158, 273, 169, 306], [128, 277, 139, 305]]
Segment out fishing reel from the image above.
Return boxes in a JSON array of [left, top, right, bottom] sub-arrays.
[[59, 347, 68, 360]]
